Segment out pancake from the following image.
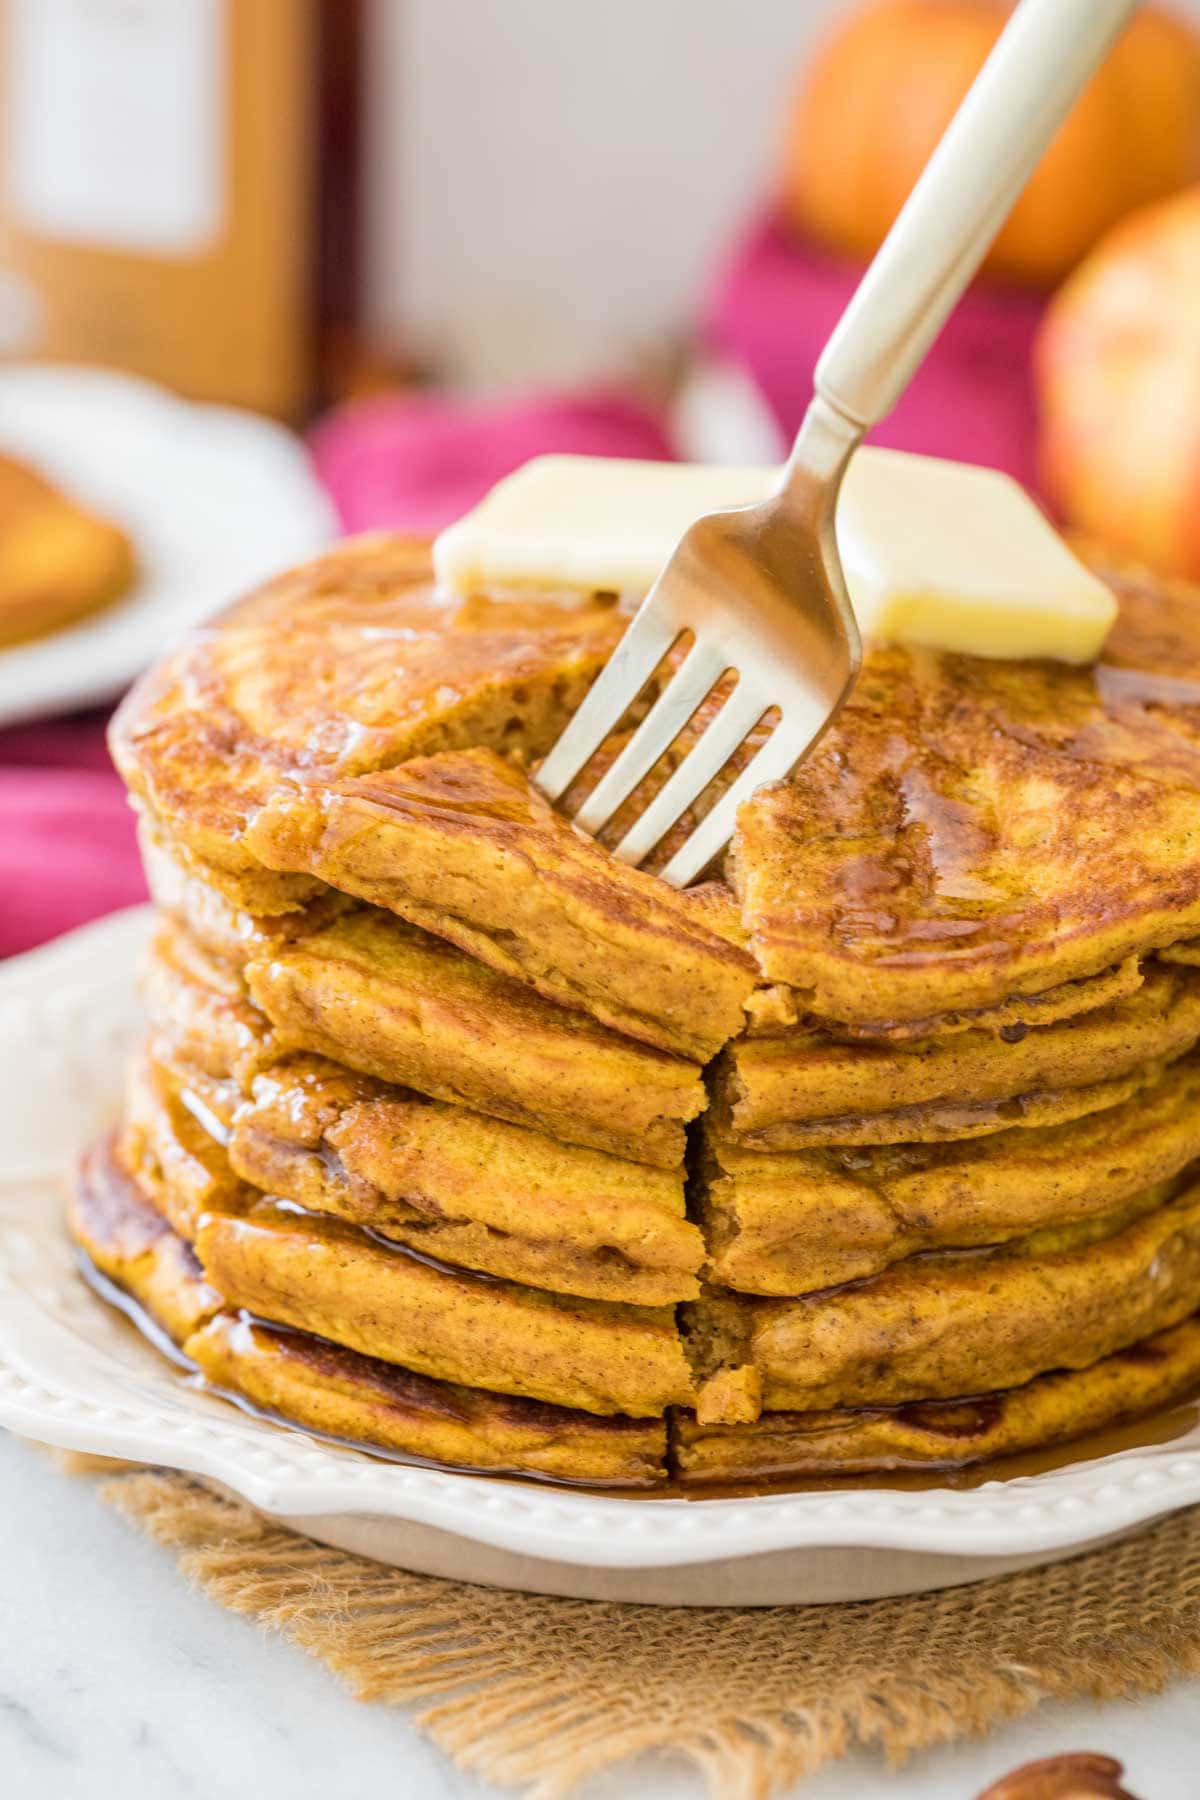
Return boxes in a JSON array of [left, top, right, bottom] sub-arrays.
[[135, 1029, 702, 1305], [243, 747, 757, 1061], [140, 920, 277, 1086], [112, 537, 1200, 1036], [732, 568, 1200, 1026], [242, 909, 704, 1167], [194, 1196, 694, 1419], [685, 1180, 1200, 1418], [71, 1139, 666, 1486], [119, 1051, 250, 1238], [109, 535, 625, 911], [743, 956, 1146, 1043], [0, 453, 135, 648], [702, 1051, 1200, 1295], [227, 1051, 702, 1306], [69, 1139, 223, 1346], [138, 814, 355, 969], [672, 1315, 1200, 1484], [73, 1140, 1200, 1487], [719, 962, 1200, 1149]]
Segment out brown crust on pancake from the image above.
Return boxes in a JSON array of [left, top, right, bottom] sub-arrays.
[[109, 535, 623, 908]]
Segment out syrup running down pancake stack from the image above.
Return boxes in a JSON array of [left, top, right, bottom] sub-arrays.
[[73, 535, 1200, 1489]]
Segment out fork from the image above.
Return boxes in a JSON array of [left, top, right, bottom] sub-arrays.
[[534, 0, 1137, 887]]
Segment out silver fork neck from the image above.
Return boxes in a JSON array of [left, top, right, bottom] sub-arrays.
[[777, 395, 864, 506]]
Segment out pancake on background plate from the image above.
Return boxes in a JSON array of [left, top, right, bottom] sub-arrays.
[[0, 452, 135, 647]]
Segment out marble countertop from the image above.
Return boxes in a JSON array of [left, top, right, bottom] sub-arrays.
[[3, 1430, 1197, 1800]]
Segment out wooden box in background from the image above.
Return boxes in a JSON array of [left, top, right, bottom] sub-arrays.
[[0, 0, 361, 419]]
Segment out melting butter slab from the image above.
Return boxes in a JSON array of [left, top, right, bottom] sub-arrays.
[[434, 451, 1116, 664]]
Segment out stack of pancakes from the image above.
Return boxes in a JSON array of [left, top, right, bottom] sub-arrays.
[[72, 535, 1200, 1489]]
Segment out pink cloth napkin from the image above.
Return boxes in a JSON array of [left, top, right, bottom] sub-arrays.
[[310, 388, 675, 535], [1, 389, 675, 960], [702, 211, 1047, 493]]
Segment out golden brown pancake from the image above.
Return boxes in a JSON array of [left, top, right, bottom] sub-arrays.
[[138, 814, 355, 969], [110, 541, 1200, 1029], [702, 1051, 1200, 1295], [86, 536, 1200, 1490], [244, 747, 757, 1061], [71, 1140, 667, 1486], [0, 453, 135, 648], [196, 1201, 694, 1418], [141, 908, 703, 1169], [132, 1029, 702, 1305], [68, 1139, 223, 1346], [227, 1050, 702, 1306], [673, 1315, 1200, 1483], [109, 536, 624, 910], [72, 1139, 1200, 1487], [744, 956, 1145, 1043], [242, 909, 704, 1167], [686, 1180, 1200, 1418], [119, 1051, 249, 1238], [732, 566, 1200, 1026], [719, 962, 1200, 1149]]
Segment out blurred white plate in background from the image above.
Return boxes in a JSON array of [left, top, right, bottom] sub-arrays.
[[0, 364, 336, 726]]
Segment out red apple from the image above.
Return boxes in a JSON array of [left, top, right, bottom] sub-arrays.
[[1036, 186, 1200, 581]]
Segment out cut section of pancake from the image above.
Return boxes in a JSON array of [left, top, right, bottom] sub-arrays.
[[195, 1201, 694, 1418], [719, 962, 1200, 1149], [71, 1138, 666, 1485], [242, 910, 703, 1167], [0, 453, 135, 648], [228, 1051, 702, 1305], [673, 1314, 1200, 1483], [243, 747, 756, 1061], [702, 1052, 1200, 1295], [731, 566, 1200, 1026], [109, 535, 625, 910], [685, 1180, 1200, 1417]]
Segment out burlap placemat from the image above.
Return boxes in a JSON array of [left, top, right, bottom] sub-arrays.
[[52, 1460, 1196, 1799]]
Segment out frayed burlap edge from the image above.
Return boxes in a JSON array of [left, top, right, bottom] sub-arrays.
[[84, 1467, 1200, 1800]]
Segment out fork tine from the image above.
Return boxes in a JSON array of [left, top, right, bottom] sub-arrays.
[[571, 640, 728, 835], [609, 684, 767, 866], [655, 721, 822, 888], [534, 606, 680, 802]]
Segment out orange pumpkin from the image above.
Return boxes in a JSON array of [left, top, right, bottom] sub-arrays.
[[1037, 185, 1200, 582], [782, 0, 1200, 287]]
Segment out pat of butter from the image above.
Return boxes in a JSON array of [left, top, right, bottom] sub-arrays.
[[433, 450, 1117, 664]]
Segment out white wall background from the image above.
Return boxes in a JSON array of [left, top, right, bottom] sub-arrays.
[[366, 0, 1200, 389]]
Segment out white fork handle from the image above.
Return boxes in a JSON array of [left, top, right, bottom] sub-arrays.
[[814, 0, 1138, 432]]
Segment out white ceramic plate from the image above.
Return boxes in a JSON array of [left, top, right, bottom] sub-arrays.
[[3, 908, 1200, 1605], [0, 364, 336, 725]]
